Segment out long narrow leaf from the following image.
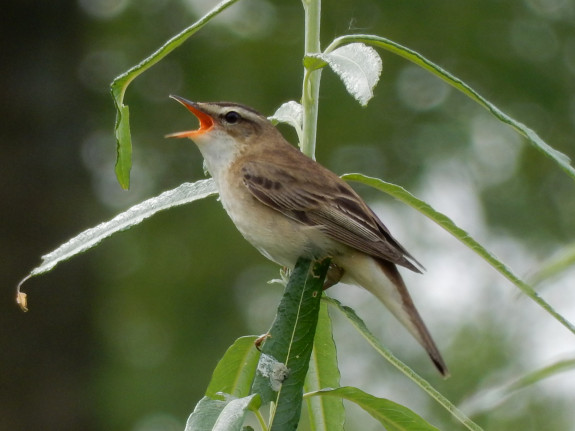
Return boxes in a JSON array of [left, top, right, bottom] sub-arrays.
[[527, 243, 575, 287], [304, 302, 345, 431], [16, 179, 217, 311], [507, 358, 575, 392], [306, 386, 440, 431], [110, 0, 242, 189], [324, 296, 483, 431], [343, 173, 575, 336], [250, 257, 330, 430], [461, 358, 575, 415], [325, 35, 575, 182]]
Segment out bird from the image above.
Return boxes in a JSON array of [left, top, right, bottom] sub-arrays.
[[167, 95, 448, 376]]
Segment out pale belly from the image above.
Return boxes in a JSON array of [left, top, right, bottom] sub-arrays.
[[216, 174, 338, 268]]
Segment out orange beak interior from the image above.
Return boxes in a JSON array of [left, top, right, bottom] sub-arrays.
[[166, 95, 214, 138]]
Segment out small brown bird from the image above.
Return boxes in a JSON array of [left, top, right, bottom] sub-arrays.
[[168, 95, 448, 376]]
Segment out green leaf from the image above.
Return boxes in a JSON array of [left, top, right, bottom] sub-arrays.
[[462, 358, 575, 415], [527, 242, 575, 287], [324, 296, 483, 431], [305, 43, 382, 106], [186, 397, 228, 431], [302, 55, 327, 71], [304, 302, 344, 431], [186, 394, 261, 431], [113, 102, 132, 189], [342, 173, 575, 337], [16, 180, 218, 310], [206, 336, 261, 399], [186, 336, 261, 430], [110, 0, 242, 189], [325, 35, 575, 181], [307, 386, 440, 431], [212, 395, 261, 431], [506, 358, 575, 393], [250, 256, 331, 431]]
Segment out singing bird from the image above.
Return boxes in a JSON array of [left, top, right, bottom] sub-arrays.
[[168, 95, 448, 376]]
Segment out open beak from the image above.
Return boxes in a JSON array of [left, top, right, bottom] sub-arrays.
[[166, 95, 214, 138]]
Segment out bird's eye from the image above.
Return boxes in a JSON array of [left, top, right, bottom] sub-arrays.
[[224, 111, 241, 124]]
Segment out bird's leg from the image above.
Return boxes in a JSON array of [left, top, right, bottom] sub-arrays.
[[324, 263, 344, 290]]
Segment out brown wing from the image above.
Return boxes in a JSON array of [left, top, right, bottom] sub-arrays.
[[240, 159, 423, 273]]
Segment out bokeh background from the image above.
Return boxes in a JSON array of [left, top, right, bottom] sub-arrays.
[[2, 0, 575, 430]]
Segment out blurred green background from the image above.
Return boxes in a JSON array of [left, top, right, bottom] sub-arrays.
[[2, 0, 575, 430]]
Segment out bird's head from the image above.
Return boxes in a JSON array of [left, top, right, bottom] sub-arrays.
[[167, 95, 292, 178], [167, 96, 271, 149]]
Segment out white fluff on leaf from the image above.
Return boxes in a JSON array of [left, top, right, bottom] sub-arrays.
[[269, 101, 304, 143], [308, 43, 382, 106], [16, 179, 218, 310]]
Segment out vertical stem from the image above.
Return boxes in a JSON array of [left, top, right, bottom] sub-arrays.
[[300, 0, 322, 159]]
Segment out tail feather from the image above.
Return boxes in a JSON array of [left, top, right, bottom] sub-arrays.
[[377, 259, 449, 377], [338, 252, 449, 376]]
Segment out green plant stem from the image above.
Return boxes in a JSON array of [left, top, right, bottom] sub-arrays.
[[300, 0, 322, 159]]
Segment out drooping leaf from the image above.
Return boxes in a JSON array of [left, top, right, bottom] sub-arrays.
[[324, 296, 483, 431], [16, 179, 218, 310], [113, 102, 132, 189], [305, 43, 382, 106], [110, 0, 242, 189], [250, 256, 331, 430], [324, 35, 575, 181], [307, 386, 440, 431], [304, 302, 344, 431], [342, 173, 575, 336]]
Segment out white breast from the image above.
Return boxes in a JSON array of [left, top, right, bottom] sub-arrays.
[[194, 132, 340, 267], [216, 166, 336, 268]]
